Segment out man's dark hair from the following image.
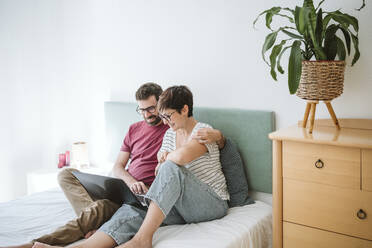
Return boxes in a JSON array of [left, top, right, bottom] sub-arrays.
[[158, 85, 193, 117], [135, 83, 163, 101]]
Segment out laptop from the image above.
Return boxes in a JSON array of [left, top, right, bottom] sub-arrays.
[[71, 170, 147, 210]]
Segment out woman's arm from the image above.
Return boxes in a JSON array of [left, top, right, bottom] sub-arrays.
[[192, 128, 225, 149], [166, 139, 208, 166]]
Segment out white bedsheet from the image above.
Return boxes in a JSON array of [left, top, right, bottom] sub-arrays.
[[0, 189, 272, 248]]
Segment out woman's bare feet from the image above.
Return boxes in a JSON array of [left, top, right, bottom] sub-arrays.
[[119, 236, 152, 248], [31, 242, 62, 248]]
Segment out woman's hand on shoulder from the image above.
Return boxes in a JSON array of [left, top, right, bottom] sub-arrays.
[[192, 128, 225, 149]]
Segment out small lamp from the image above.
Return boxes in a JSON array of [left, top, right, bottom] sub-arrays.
[[71, 142, 90, 169]]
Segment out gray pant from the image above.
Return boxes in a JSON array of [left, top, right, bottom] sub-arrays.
[[99, 161, 228, 245]]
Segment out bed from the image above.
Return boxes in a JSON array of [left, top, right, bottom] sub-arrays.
[[0, 102, 275, 248]]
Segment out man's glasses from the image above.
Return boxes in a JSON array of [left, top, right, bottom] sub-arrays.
[[159, 111, 177, 122], [136, 105, 157, 115]]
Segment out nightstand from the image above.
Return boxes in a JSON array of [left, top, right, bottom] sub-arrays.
[[27, 166, 112, 195], [269, 119, 372, 248]]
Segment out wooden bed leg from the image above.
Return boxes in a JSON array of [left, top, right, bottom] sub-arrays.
[[302, 102, 311, 128], [325, 101, 341, 130], [272, 140, 283, 248]]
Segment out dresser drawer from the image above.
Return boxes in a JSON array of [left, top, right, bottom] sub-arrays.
[[283, 179, 372, 240], [283, 141, 360, 189], [284, 222, 372, 248], [363, 149, 372, 192]]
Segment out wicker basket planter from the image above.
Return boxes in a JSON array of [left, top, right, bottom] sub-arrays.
[[296, 60, 346, 101]]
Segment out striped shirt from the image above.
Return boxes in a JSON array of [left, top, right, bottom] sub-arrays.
[[159, 122, 230, 200]]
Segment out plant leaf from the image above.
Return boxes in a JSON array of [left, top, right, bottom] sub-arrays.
[[303, 0, 317, 33], [303, 0, 315, 11], [283, 7, 295, 15], [322, 14, 332, 36], [288, 40, 303, 94], [356, 0, 366, 11], [351, 33, 360, 65], [315, 8, 323, 46], [276, 13, 294, 23], [324, 24, 339, 60], [295, 6, 314, 36], [315, 0, 326, 11], [339, 26, 351, 55], [265, 7, 281, 30], [336, 36, 346, 60], [343, 12, 359, 32], [305, 7, 326, 60], [262, 31, 278, 65], [270, 40, 286, 80], [295, 6, 306, 34], [277, 45, 292, 74], [329, 10, 359, 32], [282, 29, 303, 39], [253, 7, 281, 29]]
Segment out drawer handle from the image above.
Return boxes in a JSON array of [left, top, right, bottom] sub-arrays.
[[314, 159, 324, 169], [357, 209, 367, 220]]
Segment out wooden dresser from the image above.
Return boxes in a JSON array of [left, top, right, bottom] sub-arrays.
[[269, 119, 372, 248]]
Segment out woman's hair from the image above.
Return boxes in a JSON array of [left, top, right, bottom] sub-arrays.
[[158, 85, 193, 117], [135, 82, 163, 101]]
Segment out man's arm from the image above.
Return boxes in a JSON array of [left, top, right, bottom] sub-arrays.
[[166, 140, 208, 166], [112, 151, 148, 194], [192, 128, 226, 149]]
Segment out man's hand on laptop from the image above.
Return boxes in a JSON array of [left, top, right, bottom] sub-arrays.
[[129, 181, 148, 195]]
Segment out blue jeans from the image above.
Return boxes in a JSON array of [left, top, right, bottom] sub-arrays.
[[99, 161, 228, 245]]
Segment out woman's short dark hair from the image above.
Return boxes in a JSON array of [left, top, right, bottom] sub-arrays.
[[135, 82, 163, 101], [158, 85, 193, 117]]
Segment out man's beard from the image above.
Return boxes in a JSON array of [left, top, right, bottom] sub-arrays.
[[146, 115, 162, 126]]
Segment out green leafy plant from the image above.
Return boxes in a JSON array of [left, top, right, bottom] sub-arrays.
[[254, 0, 365, 94]]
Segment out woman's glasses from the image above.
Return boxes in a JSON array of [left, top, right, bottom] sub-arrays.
[[159, 111, 177, 122]]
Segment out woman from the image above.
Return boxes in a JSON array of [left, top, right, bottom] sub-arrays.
[[34, 85, 229, 248]]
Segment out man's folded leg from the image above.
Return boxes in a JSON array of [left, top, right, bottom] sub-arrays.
[[57, 168, 95, 216], [33, 199, 120, 246], [31, 168, 120, 246]]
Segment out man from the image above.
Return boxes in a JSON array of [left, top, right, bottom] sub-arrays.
[[9, 82, 224, 248]]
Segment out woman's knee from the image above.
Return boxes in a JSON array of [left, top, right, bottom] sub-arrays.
[[158, 160, 181, 175]]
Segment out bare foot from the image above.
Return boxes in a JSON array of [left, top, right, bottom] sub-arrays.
[[0, 244, 33, 248], [31, 242, 62, 248], [119, 237, 152, 248], [84, 229, 97, 239]]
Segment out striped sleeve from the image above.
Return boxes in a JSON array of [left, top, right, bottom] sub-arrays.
[[158, 129, 175, 157]]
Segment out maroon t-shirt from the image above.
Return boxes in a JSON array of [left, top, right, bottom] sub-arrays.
[[120, 121, 169, 186]]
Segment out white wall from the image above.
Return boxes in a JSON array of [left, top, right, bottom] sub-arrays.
[[1, 0, 371, 202]]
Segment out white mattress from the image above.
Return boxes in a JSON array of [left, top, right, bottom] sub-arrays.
[[0, 189, 272, 248]]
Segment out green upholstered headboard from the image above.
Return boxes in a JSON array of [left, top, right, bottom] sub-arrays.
[[104, 102, 275, 194]]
